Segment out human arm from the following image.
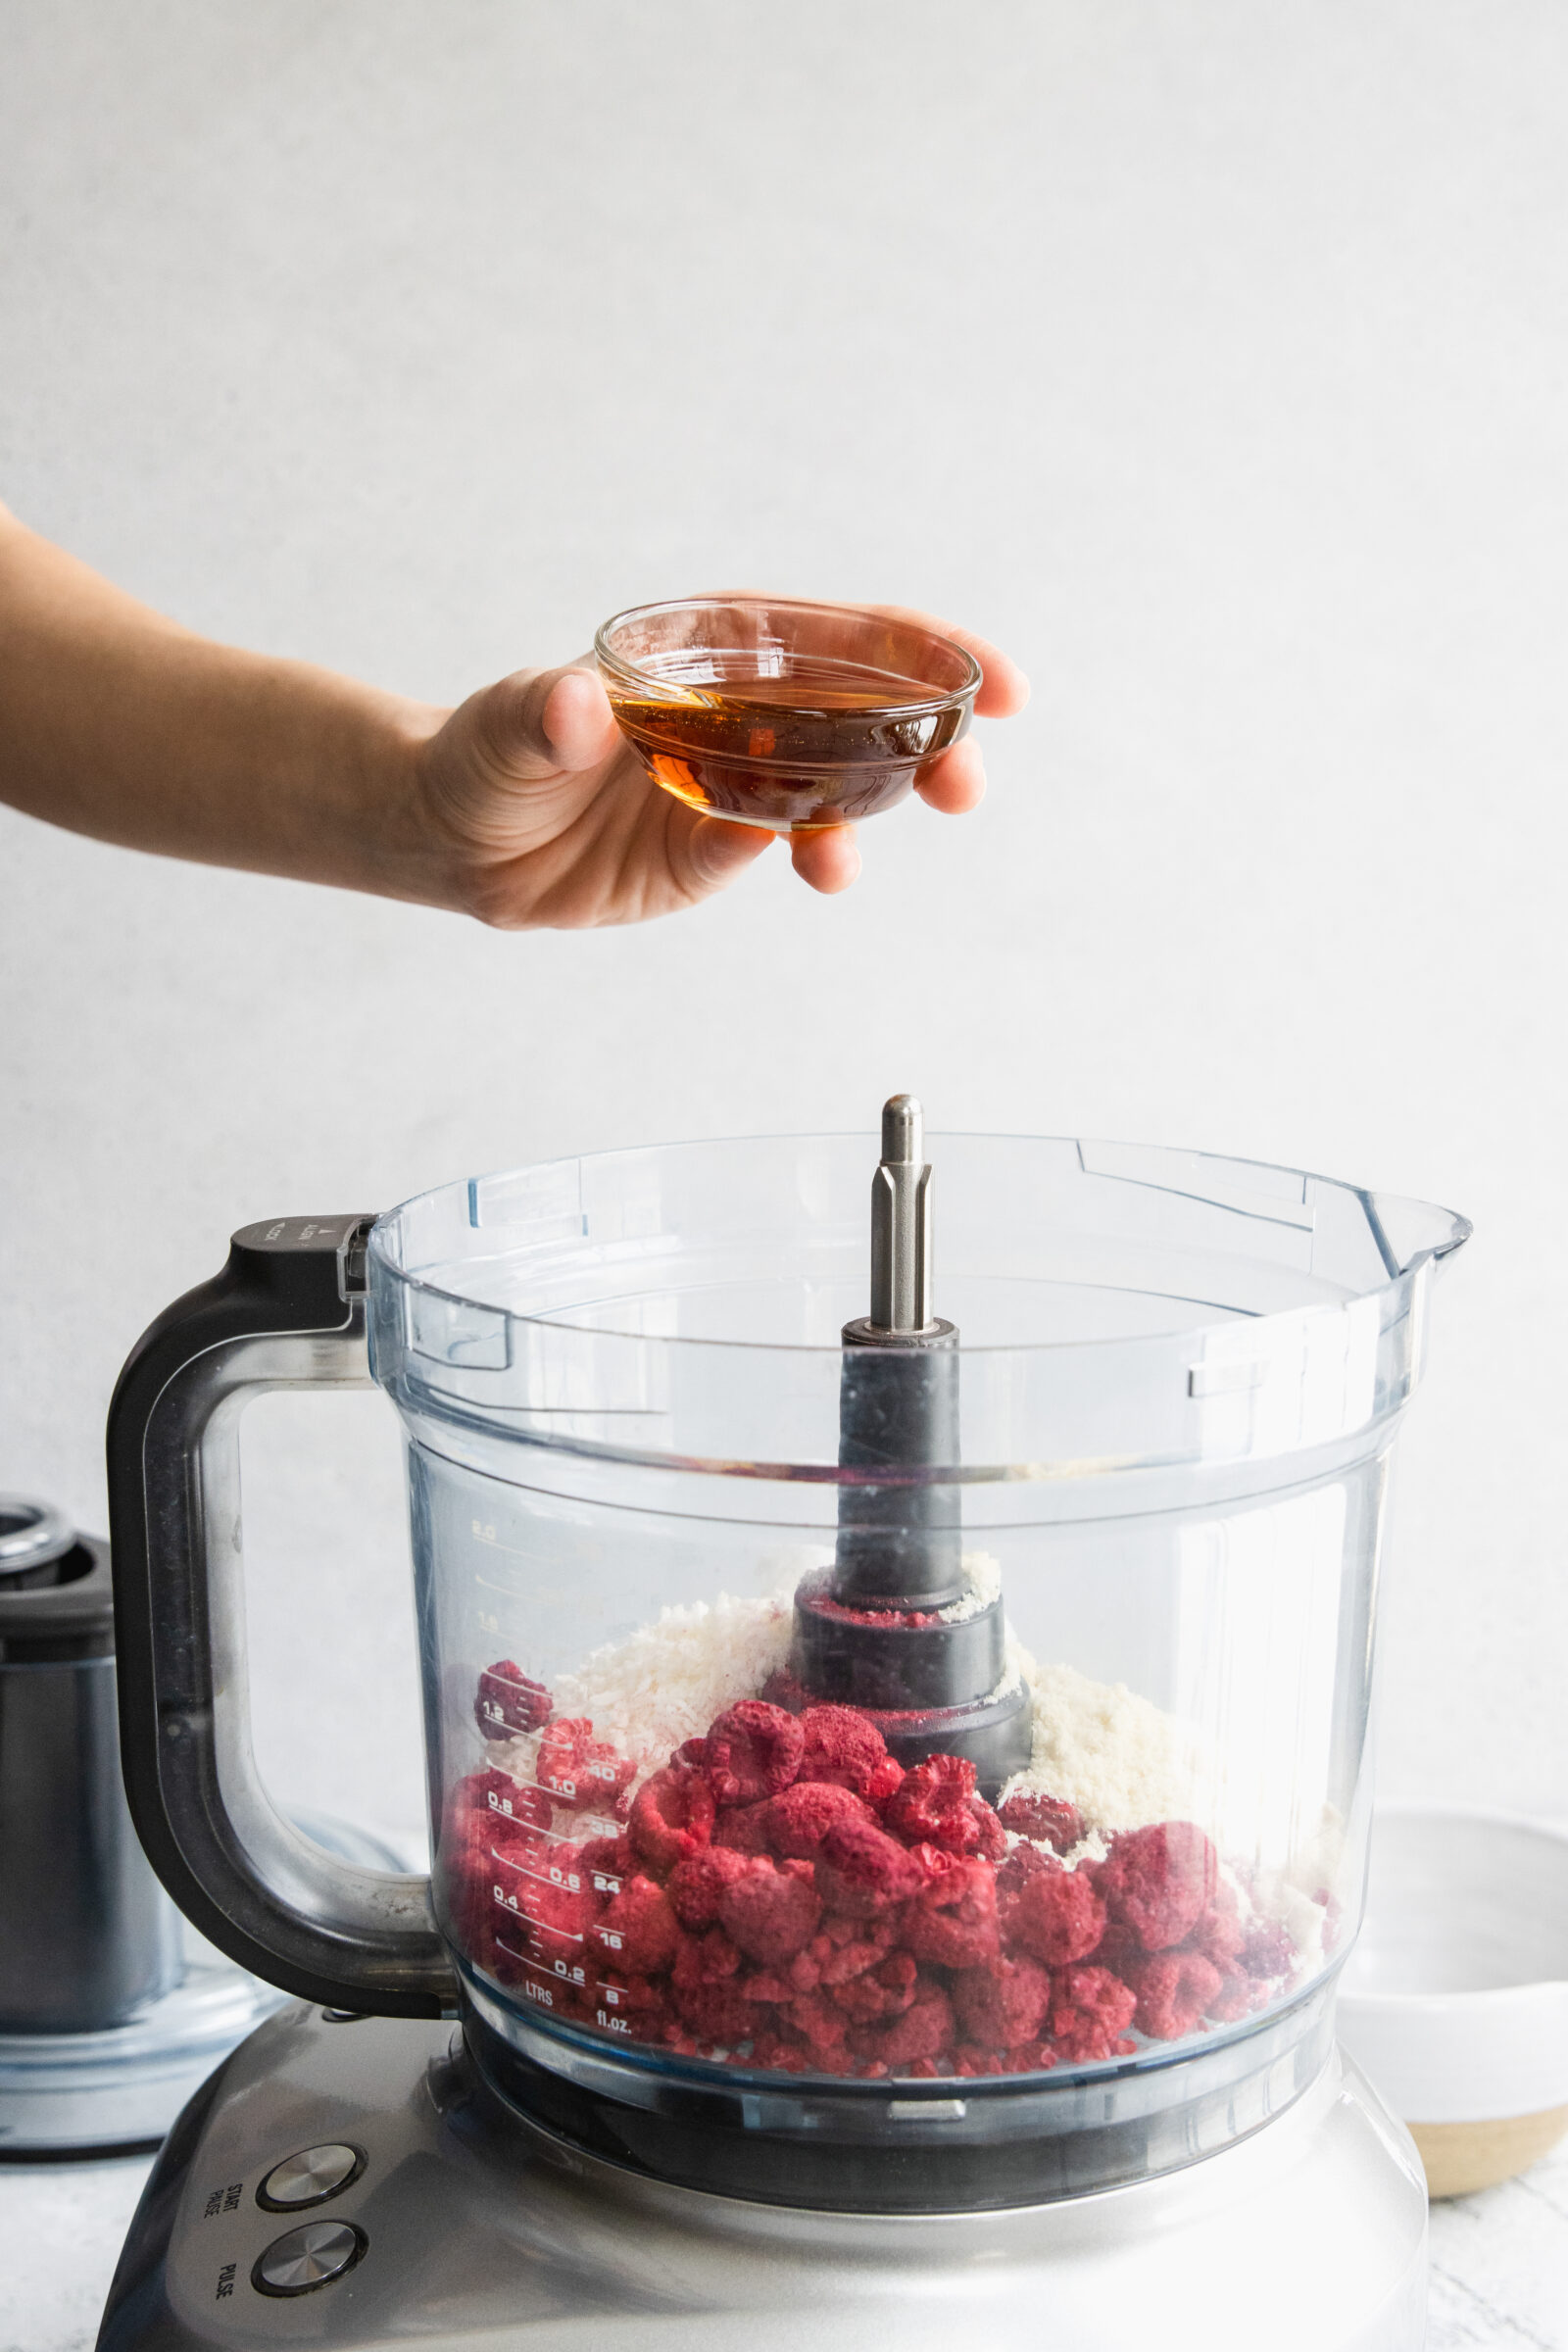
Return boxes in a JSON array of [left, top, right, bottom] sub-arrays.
[[0, 506, 1028, 924]]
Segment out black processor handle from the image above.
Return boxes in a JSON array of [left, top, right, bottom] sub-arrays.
[[107, 1215, 456, 2019]]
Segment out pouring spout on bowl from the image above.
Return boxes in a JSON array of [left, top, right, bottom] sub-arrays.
[[1359, 1192, 1472, 1281]]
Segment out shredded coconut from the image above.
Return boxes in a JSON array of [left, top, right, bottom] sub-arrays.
[[933, 1549, 1003, 1624], [998, 1656, 1222, 1835], [487, 1581, 796, 1795]]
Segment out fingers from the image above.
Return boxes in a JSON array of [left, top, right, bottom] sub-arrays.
[[790, 824, 861, 893], [682, 813, 775, 895], [858, 603, 1030, 718], [473, 662, 619, 781], [956, 630, 1029, 719], [914, 735, 986, 814], [675, 813, 861, 900]]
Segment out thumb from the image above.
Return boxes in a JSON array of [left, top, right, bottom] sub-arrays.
[[472, 662, 620, 780]]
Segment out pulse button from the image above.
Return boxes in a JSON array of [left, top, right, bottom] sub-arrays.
[[253, 2220, 367, 2297], [257, 2142, 365, 2211]]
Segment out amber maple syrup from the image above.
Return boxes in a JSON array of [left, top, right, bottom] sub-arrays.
[[604, 654, 970, 831]]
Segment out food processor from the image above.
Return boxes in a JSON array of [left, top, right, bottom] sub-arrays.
[[96, 1107, 1467, 2349], [0, 1495, 282, 2155], [0, 1494, 405, 2156]]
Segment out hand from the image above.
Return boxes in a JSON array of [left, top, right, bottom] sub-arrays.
[[411, 608, 1029, 929], [0, 509, 1029, 928]]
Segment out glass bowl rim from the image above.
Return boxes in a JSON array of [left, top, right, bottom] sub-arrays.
[[593, 593, 985, 714]]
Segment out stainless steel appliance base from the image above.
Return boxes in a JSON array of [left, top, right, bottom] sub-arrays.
[[0, 1955, 281, 2156], [97, 2002, 1429, 2351]]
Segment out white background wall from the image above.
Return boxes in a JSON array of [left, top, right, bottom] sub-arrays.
[[2, 1, 1564, 1853]]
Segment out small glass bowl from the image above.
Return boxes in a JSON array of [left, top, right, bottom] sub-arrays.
[[594, 594, 983, 832]]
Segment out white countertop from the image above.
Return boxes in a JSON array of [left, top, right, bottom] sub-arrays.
[[3, 2120, 1565, 2351], [1427, 2134, 1568, 2347]]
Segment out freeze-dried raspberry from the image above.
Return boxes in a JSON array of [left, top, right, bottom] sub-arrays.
[[535, 1719, 637, 1813], [516, 1848, 600, 1961], [816, 1934, 887, 1986], [672, 1927, 741, 1989], [1004, 1866, 1106, 1967], [851, 1984, 955, 2067], [440, 1822, 503, 1962], [1090, 1915, 1142, 1973], [1050, 1965, 1138, 2062], [474, 1660, 553, 1742], [749, 2031, 812, 2073], [453, 1767, 553, 1838], [904, 1840, 959, 1885], [1127, 1950, 1224, 2039], [766, 1780, 878, 1858], [587, 1875, 679, 1976], [670, 1976, 756, 2043], [901, 1856, 1001, 1968], [667, 1845, 752, 1930], [967, 1798, 1008, 1862], [1239, 1922, 1296, 1980], [591, 1972, 670, 2038], [1012, 2039, 1059, 2073], [952, 1954, 1052, 2049], [534, 1717, 593, 1784], [703, 1701, 805, 1807], [787, 1989, 851, 2051], [629, 1767, 716, 1875], [829, 1950, 919, 2024], [884, 1754, 980, 1853], [1098, 1822, 1217, 1952], [718, 1857, 823, 1964], [864, 1756, 906, 1805], [822, 1907, 897, 1947], [954, 2047, 1006, 2078], [759, 1664, 812, 1714], [454, 1785, 541, 1865], [738, 1969, 797, 2005], [578, 1833, 636, 1895], [711, 1801, 775, 1855], [1204, 1970, 1267, 2024], [796, 1705, 890, 1797], [997, 1791, 1085, 1854], [996, 1839, 1058, 1901], [830, 1978, 905, 2027], [830, 1976, 903, 2026], [813, 1818, 925, 1918], [1319, 1892, 1344, 1955], [1189, 1904, 1246, 1969]]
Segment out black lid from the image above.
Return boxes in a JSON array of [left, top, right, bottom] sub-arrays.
[[0, 1498, 115, 1658]]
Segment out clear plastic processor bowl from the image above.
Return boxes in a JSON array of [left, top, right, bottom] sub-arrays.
[[108, 1130, 1466, 2209]]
